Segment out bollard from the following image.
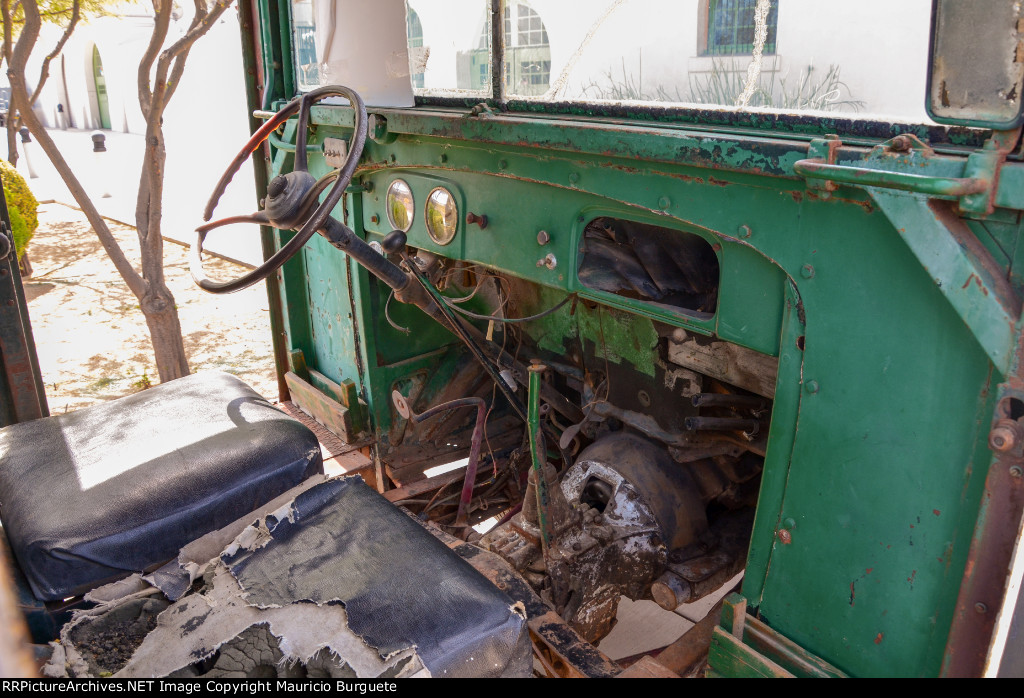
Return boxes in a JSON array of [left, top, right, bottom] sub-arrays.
[[18, 127, 37, 179], [91, 131, 111, 198]]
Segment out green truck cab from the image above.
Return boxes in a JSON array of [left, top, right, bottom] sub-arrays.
[[1, 0, 1023, 679]]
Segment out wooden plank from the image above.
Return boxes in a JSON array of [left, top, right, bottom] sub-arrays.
[[615, 655, 680, 678], [666, 333, 777, 398], [709, 594, 846, 678], [308, 369, 364, 432], [287, 349, 310, 381], [655, 598, 726, 676], [285, 371, 355, 442], [744, 615, 847, 678], [383, 468, 467, 502], [706, 627, 794, 678]]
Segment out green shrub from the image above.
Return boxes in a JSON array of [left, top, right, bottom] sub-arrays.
[[4, 192, 29, 259], [0, 159, 38, 235]]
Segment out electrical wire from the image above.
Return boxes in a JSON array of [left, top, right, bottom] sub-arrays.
[[384, 289, 411, 334], [443, 293, 574, 324]]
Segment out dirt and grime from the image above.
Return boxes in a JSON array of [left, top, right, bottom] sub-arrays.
[[24, 203, 277, 413]]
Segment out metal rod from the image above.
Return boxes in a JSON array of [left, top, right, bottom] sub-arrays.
[[793, 159, 987, 197], [528, 364, 555, 553], [692, 393, 770, 410], [404, 396, 488, 530], [684, 416, 760, 433]]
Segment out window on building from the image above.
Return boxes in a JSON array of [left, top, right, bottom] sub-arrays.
[[705, 0, 778, 56], [503, 2, 551, 97], [506, 3, 548, 47], [406, 9, 425, 89]]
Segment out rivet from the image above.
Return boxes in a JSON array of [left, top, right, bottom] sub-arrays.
[[0, 268, 7, 276], [498, 159, 508, 170], [1011, 465, 1023, 478], [801, 264, 815, 279], [370, 214, 380, 224], [439, 153, 448, 163], [6, 299, 14, 307], [975, 602, 988, 614], [805, 380, 819, 394], [784, 518, 796, 529], [537, 230, 550, 245], [658, 196, 671, 209], [568, 172, 580, 184], [738, 224, 752, 238]]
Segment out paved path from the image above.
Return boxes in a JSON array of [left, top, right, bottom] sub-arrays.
[[15, 126, 262, 267]]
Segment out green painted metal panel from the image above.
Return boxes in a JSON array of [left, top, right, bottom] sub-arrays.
[[753, 200, 995, 677]]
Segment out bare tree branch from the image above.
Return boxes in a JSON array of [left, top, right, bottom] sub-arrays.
[[29, 0, 78, 108], [11, 1, 146, 297], [137, 0, 171, 119]]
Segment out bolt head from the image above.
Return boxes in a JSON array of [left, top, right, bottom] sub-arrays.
[[990, 425, 1017, 453]]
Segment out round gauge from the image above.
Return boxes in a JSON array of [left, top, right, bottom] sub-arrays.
[[385, 179, 414, 232], [424, 187, 458, 246]]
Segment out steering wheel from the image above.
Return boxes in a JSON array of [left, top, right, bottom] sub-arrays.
[[190, 85, 368, 294]]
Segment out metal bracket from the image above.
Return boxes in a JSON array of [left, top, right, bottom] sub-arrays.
[[801, 136, 842, 194]]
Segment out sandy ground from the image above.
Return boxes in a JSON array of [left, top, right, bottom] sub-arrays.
[[24, 203, 278, 415]]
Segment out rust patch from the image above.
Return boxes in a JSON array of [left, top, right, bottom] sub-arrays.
[[777, 529, 792, 544], [662, 171, 705, 184], [850, 581, 856, 606], [708, 176, 729, 187], [865, 568, 873, 574], [790, 191, 803, 204], [874, 633, 884, 645], [933, 509, 941, 516], [908, 570, 917, 585]]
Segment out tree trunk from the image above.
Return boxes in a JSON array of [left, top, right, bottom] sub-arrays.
[[140, 284, 190, 381], [6, 114, 17, 166]]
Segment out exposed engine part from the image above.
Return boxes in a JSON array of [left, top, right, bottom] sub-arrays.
[[482, 432, 709, 642]]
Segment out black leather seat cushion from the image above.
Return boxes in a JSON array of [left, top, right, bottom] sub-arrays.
[[0, 371, 323, 601]]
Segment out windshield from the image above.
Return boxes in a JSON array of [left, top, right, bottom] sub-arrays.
[[294, 0, 936, 124]]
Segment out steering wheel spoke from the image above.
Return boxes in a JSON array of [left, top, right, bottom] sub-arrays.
[[191, 86, 375, 294]]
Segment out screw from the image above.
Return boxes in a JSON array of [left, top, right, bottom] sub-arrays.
[[801, 264, 815, 279], [890, 135, 912, 152], [537, 230, 550, 245], [536, 253, 557, 270]]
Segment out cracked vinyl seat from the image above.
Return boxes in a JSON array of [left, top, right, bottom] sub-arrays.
[[0, 371, 323, 601]]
